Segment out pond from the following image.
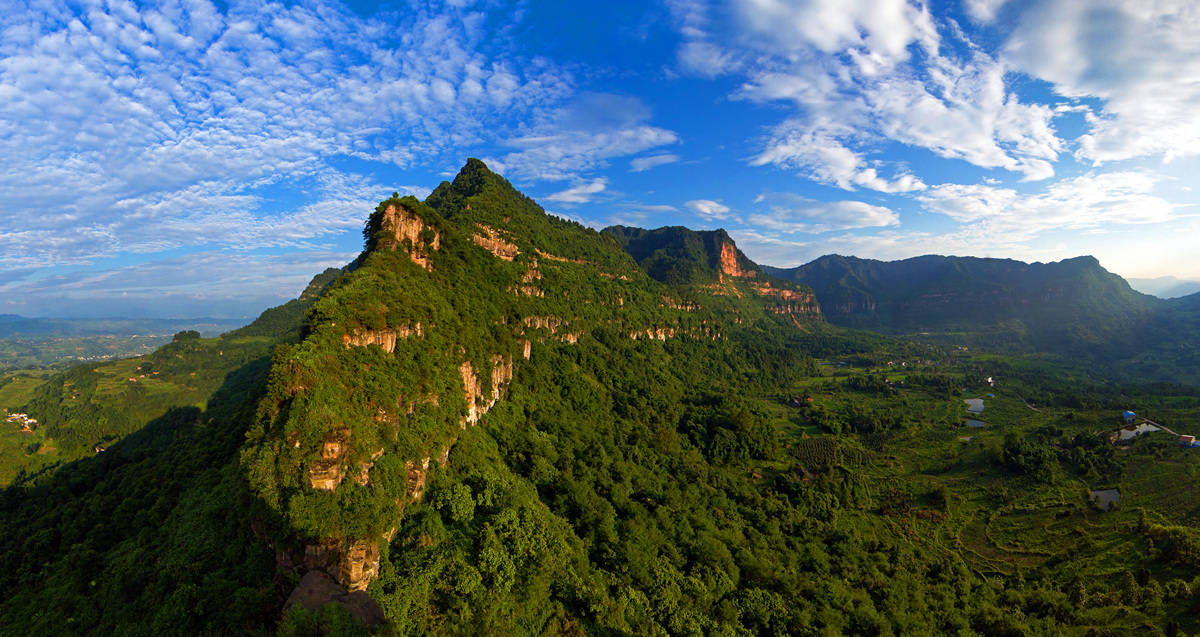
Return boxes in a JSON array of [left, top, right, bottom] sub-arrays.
[[1089, 488, 1120, 511], [964, 398, 985, 413], [965, 419, 987, 428]]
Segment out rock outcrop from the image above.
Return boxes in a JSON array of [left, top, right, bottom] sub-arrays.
[[458, 354, 514, 428], [308, 429, 350, 490], [378, 204, 440, 270], [751, 282, 821, 316], [285, 571, 386, 627], [718, 242, 755, 278], [473, 224, 521, 261], [342, 324, 423, 352]]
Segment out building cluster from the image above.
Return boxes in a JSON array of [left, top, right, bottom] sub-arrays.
[[1113, 410, 1199, 447], [5, 411, 37, 431]]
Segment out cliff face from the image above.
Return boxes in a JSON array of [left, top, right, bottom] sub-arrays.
[[242, 159, 824, 600]]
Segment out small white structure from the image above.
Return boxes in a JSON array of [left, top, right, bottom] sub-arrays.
[[1115, 423, 1160, 442]]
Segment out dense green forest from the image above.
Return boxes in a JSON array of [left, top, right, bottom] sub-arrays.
[[2, 160, 1199, 636]]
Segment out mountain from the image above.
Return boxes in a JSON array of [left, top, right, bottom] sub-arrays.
[[4, 160, 1200, 635], [1128, 275, 1200, 299], [601, 225, 761, 285], [765, 253, 1166, 357]]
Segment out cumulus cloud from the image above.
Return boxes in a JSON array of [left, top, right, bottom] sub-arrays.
[[546, 178, 608, 204], [749, 193, 899, 233], [676, 0, 1065, 187], [685, 199, 733, 220], [963, 0, 1008, 23], [1002, 0, 1200, 164], [750, 125, 927, 192], [490, 93, 678, 182], [919, 171, 1178, 236]]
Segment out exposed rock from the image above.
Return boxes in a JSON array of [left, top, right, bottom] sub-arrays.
[[459, 361, 481, 427], [522, 258, 542, 282], [536, 249, 588, 265], [509, 284, 545, 297], [662, 297, 698, 311], [405, 456, 431, 502], [458, 354, 514, 428], [473, 224, 520, 261], [379, 204, 440, 270], [718, 242, 755, 277], [521, 339, 532, 360], [630, 327, 676, 341], [597, 271, 632, 281], [354, 448, 385, 486], [342, 323, 423, 353], [339, 540, 381, 592], [523, 315, 564, 333], [285, 570, 386, 628], [308, 429, 350, 490], [629, 325, 723, 341]]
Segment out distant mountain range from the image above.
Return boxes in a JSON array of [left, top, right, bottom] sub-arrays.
[[1126, 275, 1200, 299], [0, 315, 246, 339], [764, 253, 1200, 381]]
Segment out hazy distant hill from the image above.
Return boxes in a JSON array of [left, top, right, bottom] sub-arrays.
[[0, 315, 246, 339], [764, 254, 1200, 382], [765, 254, 1156, 345], [1127, 275, 1200, 299]]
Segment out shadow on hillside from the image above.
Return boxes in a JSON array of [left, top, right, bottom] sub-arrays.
[[0, 355, 302, 634]]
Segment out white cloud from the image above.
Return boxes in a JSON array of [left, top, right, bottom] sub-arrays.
[[679, 0, 1065, 186], [546, 178, 607, 204], [1002, 0, 1200, 164], [489, 93, 678, 182], [919, 171, 1179, 236], [749, 193, 899, 233], [685, 199, 733, 220], [750, 125, 927, 192], [963, 0, 1008, 23], [0, 0, 571, 269], [0, 249, 358, 318], [733, 0, 939, 68], [630, 153, 681, 172]]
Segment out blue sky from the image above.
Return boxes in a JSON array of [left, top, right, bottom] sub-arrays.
[[2, 0, 1198, 317]]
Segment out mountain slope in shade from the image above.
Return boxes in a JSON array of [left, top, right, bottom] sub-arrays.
[[765, 253, 1160, 352]]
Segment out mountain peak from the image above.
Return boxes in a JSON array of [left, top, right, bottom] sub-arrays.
[[602, 225, 761, 285], [426, 158, 527, 214]]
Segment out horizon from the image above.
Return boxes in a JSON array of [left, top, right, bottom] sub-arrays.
[[3, 1, 1200, 316], [8, 242, 1199, 320]]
